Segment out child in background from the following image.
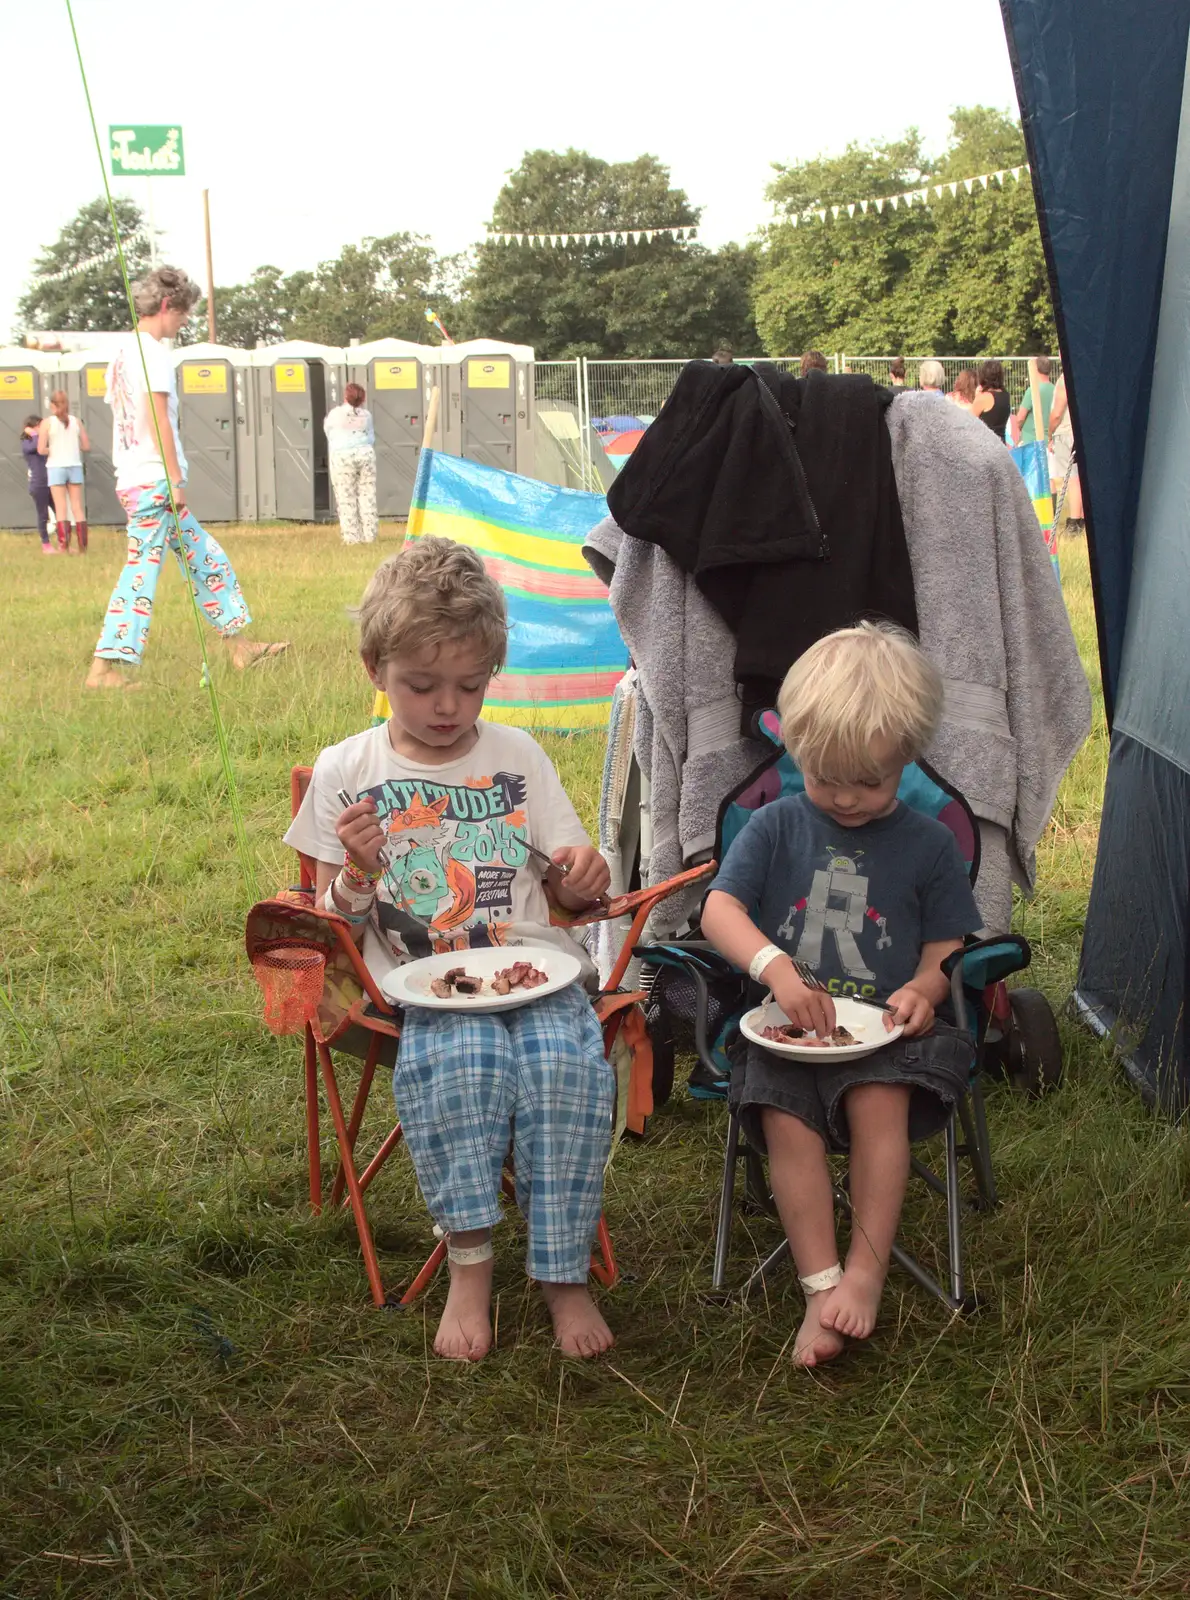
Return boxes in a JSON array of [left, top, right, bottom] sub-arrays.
[[701, 623, 982, 1367], [285, 537, 616, 1362], [20, 416, 55, 554]]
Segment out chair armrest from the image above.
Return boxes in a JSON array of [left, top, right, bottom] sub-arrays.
[[552, 863, 717, 994], [942, 933, 1031, 1037], [941, 933, 1031, 987]]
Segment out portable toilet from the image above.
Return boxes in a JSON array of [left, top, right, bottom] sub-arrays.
[[56, 348, 124, 527], [173, 344, 260, 523], [257, 341, 345, 520], [438, 340, 535, 476], [346, 338, 440, 517], [0, 349, 57, 530]]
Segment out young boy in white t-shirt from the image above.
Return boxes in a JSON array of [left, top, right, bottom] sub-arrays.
[[286, 537, 616, 1362]]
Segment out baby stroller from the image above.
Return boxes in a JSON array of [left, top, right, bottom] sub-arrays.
[[636, 710, 1063, 1313]]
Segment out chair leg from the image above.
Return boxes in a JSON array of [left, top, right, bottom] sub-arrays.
[[712, 1110, 741, 1292], [965, 1078, 998, 1207], [738, 1237, 792, 1301], [356, 1123, 404, 1197], [304, 1026, 321, 1215], [590, 1216, 619, 1287], [330, 1035, 381, 1208], [399, 1239, 448, 1307], [317, 1040, 388, 1308], [944, 1111, 965, 1306]]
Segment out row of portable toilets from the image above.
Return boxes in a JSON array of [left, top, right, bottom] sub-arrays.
[[0, 338, 536, 530]]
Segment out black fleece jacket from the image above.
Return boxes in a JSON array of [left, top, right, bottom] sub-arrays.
[[606, 362, 918, 725]]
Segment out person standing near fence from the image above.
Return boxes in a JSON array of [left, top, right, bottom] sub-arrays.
[[1011, 355, 1055, 446], [917, 360, 946, 394], [889, 357, 907, 388], [973, 359, 1011, 441], [20, 415, 56, 554], [324, 383, 378, 545], [85, 264, 288, 691], [38, 389, 89, 553], [948, 368, 978, 415]]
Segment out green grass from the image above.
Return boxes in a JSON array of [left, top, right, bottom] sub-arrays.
[[2, 525, 1188, 1598]]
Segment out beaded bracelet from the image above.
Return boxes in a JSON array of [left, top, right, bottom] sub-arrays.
[[341, 856, 382, 892]]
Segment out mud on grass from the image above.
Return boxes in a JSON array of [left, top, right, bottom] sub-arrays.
[[2, 527, 1188, 1597]]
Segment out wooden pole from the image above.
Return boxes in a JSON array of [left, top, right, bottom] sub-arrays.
[[421, 382, 440, 450], [203, 188, 216, 344]]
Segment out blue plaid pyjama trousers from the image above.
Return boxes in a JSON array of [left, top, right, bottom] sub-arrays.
[[393, 982, 613, 1283], [94, 481, 251, 664]]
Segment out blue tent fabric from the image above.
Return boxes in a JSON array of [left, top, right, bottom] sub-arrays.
[[1003, 0, 1190, 1109], [1000, 0, 1190, 718]]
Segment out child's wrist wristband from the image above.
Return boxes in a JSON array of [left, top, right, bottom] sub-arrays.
[[326, 875, 376, 920], [749, 944, 787, 984]]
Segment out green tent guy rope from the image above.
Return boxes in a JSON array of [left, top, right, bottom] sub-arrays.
[[64, 0, 260, 904]]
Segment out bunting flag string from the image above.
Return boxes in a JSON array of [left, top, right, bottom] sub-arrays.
[[35, 230, 152, 284], [484, 224, 696, 248], [781, 165, 1030, 228]]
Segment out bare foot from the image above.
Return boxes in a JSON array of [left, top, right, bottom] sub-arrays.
[[539, 1282, 614, 1359], [227, 640, 290, 670], [84, 660, 142, 691], [793, 1290, 847, 1368], [819, 1265, 884, 1340], [433, 1258, 494, 1362]]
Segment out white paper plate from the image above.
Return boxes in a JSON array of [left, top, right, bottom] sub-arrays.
[[740, 994, 904, 1061], [379, 944, 582, 1014]]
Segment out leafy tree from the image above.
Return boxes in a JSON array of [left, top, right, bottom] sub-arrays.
[[203, 265, 313, 348], [461, 149, 758, 357], [16, 197, 154, 335], [287, 233, 458, 346], [752, 108, 1056, 356]]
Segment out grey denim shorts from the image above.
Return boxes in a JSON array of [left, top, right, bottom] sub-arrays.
[[730, 1023, 972, 1153]]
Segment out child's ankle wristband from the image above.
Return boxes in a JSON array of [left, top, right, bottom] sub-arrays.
[[447, 1239, 494, 1267], [799, 1264, 843, 1295]]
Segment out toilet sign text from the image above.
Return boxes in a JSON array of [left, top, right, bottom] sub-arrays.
[[109, 126, 185, 177]]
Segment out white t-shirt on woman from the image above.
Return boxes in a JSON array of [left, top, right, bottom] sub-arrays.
[[45, 414, 83, 468]]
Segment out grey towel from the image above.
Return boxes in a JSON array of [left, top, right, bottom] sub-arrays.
[[887, 393, 1091, 897], [585, 515, 766, 936]]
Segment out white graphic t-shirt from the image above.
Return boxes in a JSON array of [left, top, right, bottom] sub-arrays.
[[106, 332, 188, 490], [284, 720, 596, 985]]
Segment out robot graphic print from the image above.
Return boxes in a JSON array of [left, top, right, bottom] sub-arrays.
[[778, 846, 890, 990]]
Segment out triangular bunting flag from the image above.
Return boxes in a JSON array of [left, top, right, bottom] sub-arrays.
[[875, 197, 885, 213], [859, 199, 868, 214], [964, 178, 975, 194], [1011, 167, 1021, 179], [816, 209, 827, 222], [847, 203, 856, 217], [830, 205, 841, 219], [932, 185, 944, 199], [994, 170, 1006, 184], [947, 182, 959, 197]]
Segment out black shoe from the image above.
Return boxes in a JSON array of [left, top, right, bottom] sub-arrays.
[[688, 1059, 731, 1101]]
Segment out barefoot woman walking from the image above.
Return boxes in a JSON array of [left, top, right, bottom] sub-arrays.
[[86, 265, 288, 690]]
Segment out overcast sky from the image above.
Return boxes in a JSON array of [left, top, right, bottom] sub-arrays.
[[4, 0, 1020, 341]]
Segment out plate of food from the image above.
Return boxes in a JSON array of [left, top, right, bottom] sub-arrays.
[[379, 945, 582, 1014], [740, 994, 904, 1061]]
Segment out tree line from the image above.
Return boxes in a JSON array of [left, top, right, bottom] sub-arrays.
[[16, 107, 1055, 360]]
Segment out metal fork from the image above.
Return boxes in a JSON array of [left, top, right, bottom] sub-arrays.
[[793, 960, 898, 1016]]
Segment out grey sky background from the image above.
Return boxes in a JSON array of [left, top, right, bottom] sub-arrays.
[[4, 0, 1020, 341]]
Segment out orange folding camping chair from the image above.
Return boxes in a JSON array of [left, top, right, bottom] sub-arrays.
[[245, 765, 714, 1309]]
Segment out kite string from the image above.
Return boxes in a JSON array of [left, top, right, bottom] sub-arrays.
[[64, 0, 259, 904]]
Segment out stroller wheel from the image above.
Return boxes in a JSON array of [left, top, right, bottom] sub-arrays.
[[1004, 988, 1064, 1098]]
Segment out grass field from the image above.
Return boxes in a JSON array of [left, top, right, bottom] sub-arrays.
[[3, 523, 1188, 1599]]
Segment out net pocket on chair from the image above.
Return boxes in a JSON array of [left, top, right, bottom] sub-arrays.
[[251, 942, 327, 1037]]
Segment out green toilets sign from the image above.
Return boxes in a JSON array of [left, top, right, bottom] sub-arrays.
[[109, 126, 185, 177]]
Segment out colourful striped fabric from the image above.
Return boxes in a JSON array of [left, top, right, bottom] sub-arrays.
[[372, 449, 627, 731]]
